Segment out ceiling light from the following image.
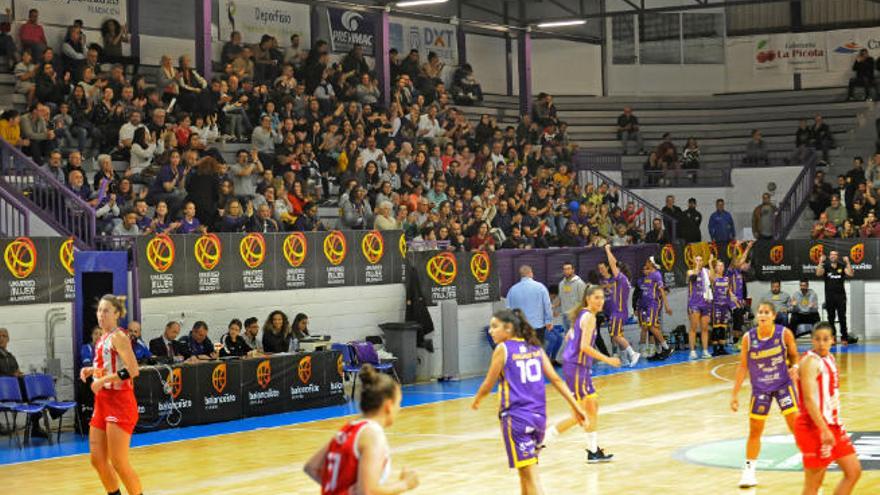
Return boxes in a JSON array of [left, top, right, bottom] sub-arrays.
[[537, 19, 587, 28], [396, 0, 449, 7]]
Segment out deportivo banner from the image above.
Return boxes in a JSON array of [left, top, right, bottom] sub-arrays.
[[327, 7, 377, 55], [0, 236, 77, 305], [136, 231, 403, 299], [753, 32, 827, 74], [14, 0, 126, 28], [219, 0, 311, 47], [389, 16, 458, 66], [407, 250, 500, 306]]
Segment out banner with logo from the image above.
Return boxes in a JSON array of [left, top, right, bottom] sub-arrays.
[[354, 230, 395, 286], [196, 360, 242, 423], [182, 233, 234, 295], [46, 236, 77, 302], [315, 230, 356, 288], [288, 351, 345, 409], [456, 250, 499, 305], [0, 236, 50, 304], [408, 249, 501, 306], [754, 32, 827, 74], [274, 231, 316, 290], [14, 0, 126, 28], [389, 16, 458, 66], [752, 241, 802, 281], [826, 26, 880, 73], [229, 232, 278, 292], [395, 231, 407, 284], [241, 355, 290, 417], [327, 7, 377, 55], [751, 240, 878, 281], [137, 234, 185, 298], [219, 0, 311, 46]]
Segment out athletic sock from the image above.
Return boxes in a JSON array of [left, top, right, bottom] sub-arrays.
[[586, 431, 598, 452], [744, 459, 756, 471], [660, 342, 669, 350], [624, 346, 636, 358]]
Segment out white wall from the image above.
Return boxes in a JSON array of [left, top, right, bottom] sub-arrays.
[[426, 301, 495, 379], [632, 166, 799, 241], [531, 38, 602, 96], [607, 64, 728, 96], [466, 33, 509, 95]]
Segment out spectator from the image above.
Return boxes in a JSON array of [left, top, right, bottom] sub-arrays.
[[861, 211, 880, 237], [292, 313, 311, 340], [824, 194, 847, 227], [294, 202, 327, 231], [220, 319, 252, 358], [788, 279, 820, 331], [751, 192, 777, 240], [80, 326, 102, 366], [644, 218, 669, 244], [867, 153, 880, 190], [241, 317, 262, 352], [743, 129, 768, 165], [112, 209, 139, 236], [127, 321, 152, 362], [248, 203, 279, 232], [839, 219, 858, 239], [0, 328, 22, 376], [680, 197, 702, 243], [0, 110, 28, 148], [762, 279, 790, 326], [506, 265, 552, 341], [0, 21, 17, 70], [810, 114, 834, 162], [341, 186, 373, 230], [847, 48, 875, 101], [18, 8, 47, 58], [21, 104, 55, 164], [221, 31, 244, 65], [180, 321, 217, 360], [450, 63, 483, 105], [845, 156, 866, 211], [616, 106, 645, 155], [811, 212, 837, 239], [100, 19, 137, 73], [13, 50, 38, 105], [681, 137, 700, 180], [531, 93, 558, 126], [661, 195, 683, 240], [374, 200, 400, 231], [61, 25, 87, 81], [795, 119, 811, 150], [808, 170, 833, 219], [262, 310, 291, 353], [708, 199, 735, 243], [148, 321, 189, 361]]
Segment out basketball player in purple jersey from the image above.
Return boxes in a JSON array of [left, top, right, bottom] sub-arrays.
[[686, 254, 714, 359], [727, 241, 753, 345], [710, 259, 736, 356], [544, 286, 621, 463], [730, 301, 800, 488], [473, 308, 585, 495], [636, 257, 674, 361], [597, 244, 640, 367]]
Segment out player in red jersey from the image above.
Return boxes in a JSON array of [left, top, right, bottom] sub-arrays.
[[79, 294, 142, 495], [795, 322, 861, 495], [305, 364, 418, 495]]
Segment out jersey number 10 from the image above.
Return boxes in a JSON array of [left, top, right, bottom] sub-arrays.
[[515, 358, 542, 384]]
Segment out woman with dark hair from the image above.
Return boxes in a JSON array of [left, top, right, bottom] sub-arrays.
[[176, 55, 208, 116], [100, 19, 139, 73], [292, 313, 311, 340], [185, 156, 221, 226], [61, 25, 86, 82], [130, 126, 159, 177], [261, 310, 291, 353], [468, 221, 496, 252], [115, 178, 136, 211], [220, 319, 252, 358]]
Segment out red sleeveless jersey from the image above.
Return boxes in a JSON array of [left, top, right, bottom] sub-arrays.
[[321, 419, 389, 495], [796, 351, 841, 428], [94, 328, 133, 391]]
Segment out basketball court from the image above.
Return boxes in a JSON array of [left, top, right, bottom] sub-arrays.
[[2, 343, 878, 494]]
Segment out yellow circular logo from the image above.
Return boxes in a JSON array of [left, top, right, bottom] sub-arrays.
[[426, 252, 457, 286], [146, 234, 175, 273], [660, 244, 676, 271], [194, 233, 222, 271], [399, 232, 407, 258], [470, 251, 491, 283], [282, 232, 308, 267], [239, 233, 266, 269], [361, 231, 385, 265], [4, 237, 37, 279], [59, 237, 75, 276], [323, 231, 348, 266]]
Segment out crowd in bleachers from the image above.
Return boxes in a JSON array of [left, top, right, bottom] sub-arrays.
[[808, 155, 880, 239], [0, 9, 695, 251]]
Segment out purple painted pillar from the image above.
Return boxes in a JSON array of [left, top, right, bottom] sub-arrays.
[[517, 30, 532, 118], [127, 0, 139, 59], [375, 9, 391, 108], [195, 0, 212, 80]]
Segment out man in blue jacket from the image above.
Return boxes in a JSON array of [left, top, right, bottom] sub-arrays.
[[708, 198, 736, 243]]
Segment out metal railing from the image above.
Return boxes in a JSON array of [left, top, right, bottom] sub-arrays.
[[573, 149, 622, 171], [729, 150, 798, 168], [773, 151, 819, 240], [621, 168, 732, 188], [575, 167, 678, 241], [0, 141, 96, 248], [0, 184, 30, 237]]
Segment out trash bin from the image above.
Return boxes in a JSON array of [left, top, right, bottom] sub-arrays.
[[379, 321, 422, 384]]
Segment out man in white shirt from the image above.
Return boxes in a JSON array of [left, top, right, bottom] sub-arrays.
[[489, 140, 506, 167], [117, 110, 144, 150], [358, 135, 387, 171], [230, 149, 264, 202], [417, 105, 446, 146]]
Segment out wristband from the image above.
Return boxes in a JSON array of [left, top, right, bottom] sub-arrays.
[[117, 368, 131, 381]]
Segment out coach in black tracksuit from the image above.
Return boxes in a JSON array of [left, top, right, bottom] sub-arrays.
[[815, 251, 857, 344]]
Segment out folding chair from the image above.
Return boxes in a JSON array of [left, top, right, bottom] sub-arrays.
[[0, 376, 46, 447], [332, 343, 363, 401], [350, 341, 400, 383], [23, 374, 77, 443]]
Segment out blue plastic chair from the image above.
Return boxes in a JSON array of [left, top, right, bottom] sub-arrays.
[[23, 374, 76, 443], [349, 341, 399, 382], [0, 376, 46, 447], [332, 343, 364, 401]]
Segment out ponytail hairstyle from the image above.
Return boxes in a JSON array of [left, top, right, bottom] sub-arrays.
[[812, 321, 834, 336], [568, 284, 605, 325], [100, 294, 127, 319], [492, 308, 541, 347], [618, 261, 631, 280], [358, 364, 399, 414], [757, 300, 777, 316]]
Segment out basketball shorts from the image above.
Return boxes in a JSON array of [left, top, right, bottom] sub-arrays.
[[750, 384, 798, 420], [90, 388, 138, 435], [688, 301, 712, 316], [795, 422, 855, 470], [563, 364, 596, 401], [712, 304, 731, 328], [637, 305, 660, 328], [607, 313, 627, 337], [500, 412, 546, 469]]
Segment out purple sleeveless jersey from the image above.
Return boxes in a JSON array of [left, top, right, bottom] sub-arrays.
[[601, 272, 630, 317], [561, 309, 598, 400], [713, 275, 732, 310], [499, 339, 546, 420], [687, 269, 712, 311], [637, 270, 663, 309], [747, 324, 793, 394], [727, 268, 745, 302], [562, 309, 596, 367]]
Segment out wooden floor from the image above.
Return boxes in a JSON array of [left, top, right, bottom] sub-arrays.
[[3, 348, 879, 494]]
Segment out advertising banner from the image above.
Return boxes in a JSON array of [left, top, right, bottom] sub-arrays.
[[195, 360, 242, 424], [753, 32, 827, 74], [241, 356, 290, 417], [288, 351, 344, 409], [825, 26, 880, 72], [275, 231, 317, 290], [0, 236, 50, 304], [219, 0, 311, 46], [327, 7, 377, 55], [14, 0, 126, 28], [137, 234, 184, 298], [456, 250, 498, 305], [389, 17, 458, 66], [182, 233, 234, 295], [315, 230, 356, 288], [46, 236, 76, 302], [750, 239, 879, 281], [353, 230, 394, 286], [409, 249, 501, 306], [228, 232, 278, 292]]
